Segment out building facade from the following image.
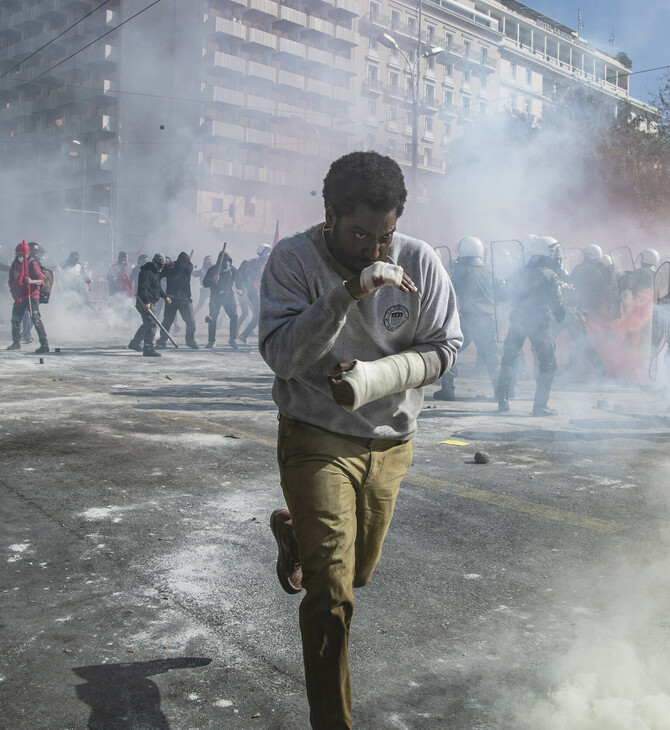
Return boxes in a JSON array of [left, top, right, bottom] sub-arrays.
[[0, 0, 655, 264]]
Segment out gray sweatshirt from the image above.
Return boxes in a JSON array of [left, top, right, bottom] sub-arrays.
[[259, 223, 462, 440]]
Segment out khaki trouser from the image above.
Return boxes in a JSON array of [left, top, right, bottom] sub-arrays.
[[277, 416, 413, 730]]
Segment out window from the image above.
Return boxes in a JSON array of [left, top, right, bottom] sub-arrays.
[[526, 68, 532, 86], [405, 142, 412, 160], [480, 75, 487, 90], [426, 55, 435, 72], [444, 90, 453, 106], [388, 137, 396, 151], [366, 132, 376, 148], [510, 62, 517, 81], [425, 116, 434, 132], [367, 100, 377, 115], [369, 37, 378, 51], [481, 47, 488, 63], [388, 106, 397, 120], [464, 40, 471, 58], [407, 15, 416, 34], [463, 70, 471, 86], [390, 71, 399, 90], [368, 65, 378, 83], [424, 147, 432, 167], [462, 97, 471, 115], [391, 9, 400, 28], [524, 97, 532, 115], [370, 1, 380, 19], [445, 63, 454, 77], [425, 83, 435, 102], [427, 25, 436, 41]]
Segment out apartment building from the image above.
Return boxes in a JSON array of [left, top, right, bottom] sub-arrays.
[[0, 0, 654, 262]]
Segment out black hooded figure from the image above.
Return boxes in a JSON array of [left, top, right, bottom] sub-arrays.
[[156, 251, 199, 349], [203, 249, 239, 348]]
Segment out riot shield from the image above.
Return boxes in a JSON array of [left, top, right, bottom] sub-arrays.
[[490, 239, 524, 342], [610, 245, 636, 315], [434, 245, 452, 275], [563, 247, 582, 275], [649, 261, 670, 381]]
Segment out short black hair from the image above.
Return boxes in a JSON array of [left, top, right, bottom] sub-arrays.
[[323, 151, 407, 218]]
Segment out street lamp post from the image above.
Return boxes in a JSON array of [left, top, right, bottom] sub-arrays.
[[377, 33, 443, 197], [64, 208, 115, 263]]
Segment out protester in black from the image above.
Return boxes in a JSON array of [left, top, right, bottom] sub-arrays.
[[204, 250, 238, 349], [128, 253, 170, 357], [156, 252, 199, 349]]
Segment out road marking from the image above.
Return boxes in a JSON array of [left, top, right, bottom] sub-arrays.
[[20, 376, 629, 535], [406, 473, 629, 534]]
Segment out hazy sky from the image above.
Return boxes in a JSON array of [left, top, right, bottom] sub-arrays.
[[524, 0, 670, 103]]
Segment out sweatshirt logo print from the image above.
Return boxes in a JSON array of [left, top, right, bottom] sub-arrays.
[[384, 305, 409, 331]]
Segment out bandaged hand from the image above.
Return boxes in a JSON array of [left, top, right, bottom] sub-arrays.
[[360, 261, 403, 294], [345, 262, 418, 300], [328, 351, 427, 412]]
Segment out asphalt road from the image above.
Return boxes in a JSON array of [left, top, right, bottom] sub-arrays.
[[2, 332, 670, 730]]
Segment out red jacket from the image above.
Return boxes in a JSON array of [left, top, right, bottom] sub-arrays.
[[9, 256, 43, 303]]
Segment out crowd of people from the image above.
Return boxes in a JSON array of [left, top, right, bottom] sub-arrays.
[[0, 241, 274, 356]]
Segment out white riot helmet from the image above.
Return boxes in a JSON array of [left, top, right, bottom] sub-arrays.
[[257, 244, 272, 257], [456, 236, 484, 259], [639, 248, 660, 268], [530, 236, 559, 258], [583, 244, 603, 261], [602, 254, 613, 266]]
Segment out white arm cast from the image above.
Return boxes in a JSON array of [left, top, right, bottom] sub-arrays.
[[338, 350, 427, 412], [359, 261, 404, 294]]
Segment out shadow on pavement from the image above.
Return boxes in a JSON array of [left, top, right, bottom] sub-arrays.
[[73, 657, 212, 729]]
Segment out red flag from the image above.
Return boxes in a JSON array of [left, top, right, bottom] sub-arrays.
[[272, 220, 280, 247]]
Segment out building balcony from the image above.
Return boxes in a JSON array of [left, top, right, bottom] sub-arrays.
[[244, 93, 274, 117], [246, 60, 275, 91], [277, 68, 305, 92], [274, 101, 304, 120], [305, 77, 331, 99], [301, 15, 334, 41], [207, 159, 245, 179], [274, 134, 301, 153], [85, 43, 119, 72], [361, 79, 384, 96], [357, 11, 389, 37], [210, 51, 247, 76], [244, 0, 277, 21], [332, 85, 354, 105], [244, 164, 270, 182], [421, 95, 440, 111], [203, 119, 244, 142], [304, 46, 331, 69], [205, 86, 246, 108], [330, 54, 356, 77], [243, 128, 273, 147], [274, 5, 306, 31], [385, 85, 410, 103], [210, 16, 246, 42], [473, 56, 498, 75], [330, 24, 357, 49], [330, 0, 359, 19], [439, 102, 458, 119], [275, 36, 306, 60], [245, 26, 277, 51]]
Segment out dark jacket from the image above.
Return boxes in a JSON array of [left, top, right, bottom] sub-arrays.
[[136, 261, 166, 305], [203, 252, 237, 295], [160, 252, 193, 303], [450, 257, 495, 319]]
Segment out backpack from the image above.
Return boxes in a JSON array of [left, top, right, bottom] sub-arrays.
[[38, 263, 54, 304]]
